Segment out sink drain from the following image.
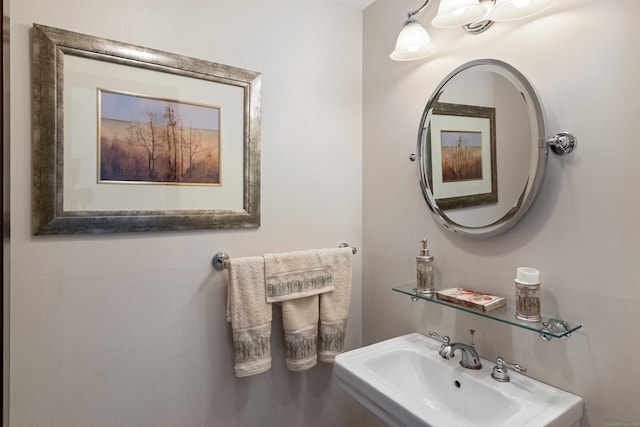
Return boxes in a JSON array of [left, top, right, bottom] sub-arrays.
[[454, 380, 462, 388]]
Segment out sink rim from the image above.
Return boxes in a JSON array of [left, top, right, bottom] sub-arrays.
[[334, 332, 584, 427]]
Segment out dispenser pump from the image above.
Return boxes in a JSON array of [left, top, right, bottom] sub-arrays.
[[419, 239, 433, 260]]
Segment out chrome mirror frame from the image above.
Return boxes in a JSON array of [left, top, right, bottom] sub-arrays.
[[416, 59, 575, 239]]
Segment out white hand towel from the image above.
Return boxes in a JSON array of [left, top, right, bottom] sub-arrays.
[[319, 247, 353, 363], [226, 256, 272, 377], [281, 296, 319, 371]]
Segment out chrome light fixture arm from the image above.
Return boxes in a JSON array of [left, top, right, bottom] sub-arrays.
[[463, 0, 496, 34], [404, 0, 495, 33], [405, 0, 432, 25]]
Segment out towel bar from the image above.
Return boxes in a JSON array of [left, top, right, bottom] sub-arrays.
[[212, 243, 357, 271]]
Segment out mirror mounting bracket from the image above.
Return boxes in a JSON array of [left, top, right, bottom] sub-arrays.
[[546, 132, 577, 156]]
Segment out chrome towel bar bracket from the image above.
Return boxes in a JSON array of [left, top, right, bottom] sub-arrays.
[[212, 252, 230, 271], [212, 243, 357, 271]]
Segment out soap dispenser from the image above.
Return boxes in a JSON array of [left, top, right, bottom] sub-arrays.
[[416, 239, 435, 296]]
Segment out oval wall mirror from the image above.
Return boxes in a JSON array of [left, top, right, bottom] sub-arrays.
[[417, 59, 556, 239]]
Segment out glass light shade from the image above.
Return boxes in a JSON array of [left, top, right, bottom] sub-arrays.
[[390, 23, 438, 61], [431, 0, 487, 28], [490, 0, 556, 22]]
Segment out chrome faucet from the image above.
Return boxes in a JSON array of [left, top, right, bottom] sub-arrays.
[[433, 329, 482, 370], [439, 341, 482, 369]]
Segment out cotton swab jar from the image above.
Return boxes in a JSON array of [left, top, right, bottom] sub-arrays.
[[515, 267, 542, 322]]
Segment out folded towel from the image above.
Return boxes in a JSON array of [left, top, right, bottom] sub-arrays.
[[318, 247, 353, 363], [265, 248, 352, 371], [281, 296, 319, 371], [263, 249, 335, 303], [226, 256, 272, 377]]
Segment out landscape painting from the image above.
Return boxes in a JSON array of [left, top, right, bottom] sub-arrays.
[[99, 89, 221, 186], [429, 102, 497, 211], [440, 130, 483, 183]]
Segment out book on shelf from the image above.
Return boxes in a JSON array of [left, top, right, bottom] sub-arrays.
[[435, 288, 506, 312]]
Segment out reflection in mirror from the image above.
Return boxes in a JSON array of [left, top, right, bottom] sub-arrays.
[[418, 59, 547, 238]]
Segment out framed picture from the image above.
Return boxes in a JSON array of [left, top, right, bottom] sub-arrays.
[[428, 102, 497, 210], [98, 89, 222, 186], [32, 24, 261, 234]]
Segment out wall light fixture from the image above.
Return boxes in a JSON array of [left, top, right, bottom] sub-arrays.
[[390, 0, 557, 61]]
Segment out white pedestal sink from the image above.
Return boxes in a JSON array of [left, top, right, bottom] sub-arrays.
[[334, 333, 583, 427]]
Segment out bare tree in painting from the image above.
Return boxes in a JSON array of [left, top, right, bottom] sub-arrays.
[[127, 106, 209, 182], [179, 120, 207, 179], [126, 112, 161, 179], [165, 106, 179, 181]]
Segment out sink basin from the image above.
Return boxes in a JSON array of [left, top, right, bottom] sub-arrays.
[[334, 333, 583, 427]]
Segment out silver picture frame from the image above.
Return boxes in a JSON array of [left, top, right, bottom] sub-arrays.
[[32, 24, 261, 234]]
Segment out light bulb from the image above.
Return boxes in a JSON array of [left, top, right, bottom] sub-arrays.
[[432, 0, 487, 29], [490, 0, 556, 22]]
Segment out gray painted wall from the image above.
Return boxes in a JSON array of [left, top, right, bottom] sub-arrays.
[[8, 1, 363, 426], [363, 1, 640, 426]]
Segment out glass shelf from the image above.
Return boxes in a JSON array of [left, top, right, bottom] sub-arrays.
[[392, 284, 582, 340]]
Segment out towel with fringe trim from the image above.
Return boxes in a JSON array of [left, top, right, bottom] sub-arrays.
[[226, 256, 272, 377], [318, 248, 353, 362]]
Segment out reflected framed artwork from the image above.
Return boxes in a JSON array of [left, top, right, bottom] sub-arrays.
[[32, 24, 261, 234], [429, 102, 497, 210]]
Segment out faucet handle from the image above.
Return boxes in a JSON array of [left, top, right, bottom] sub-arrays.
[[469, 329, 476, 347], [491, 356, 527, 382], [427, 331, 450, 345]]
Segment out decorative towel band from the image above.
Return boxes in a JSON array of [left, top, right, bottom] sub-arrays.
[[263, 248, 349, 303], [232, 322, 272, 377], [284, 324, 318, 371], [266, 266, 333, 303], [318, 319, 348, 362]]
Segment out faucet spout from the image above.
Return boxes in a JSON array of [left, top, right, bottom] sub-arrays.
[[439, 342, 482, 370]]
